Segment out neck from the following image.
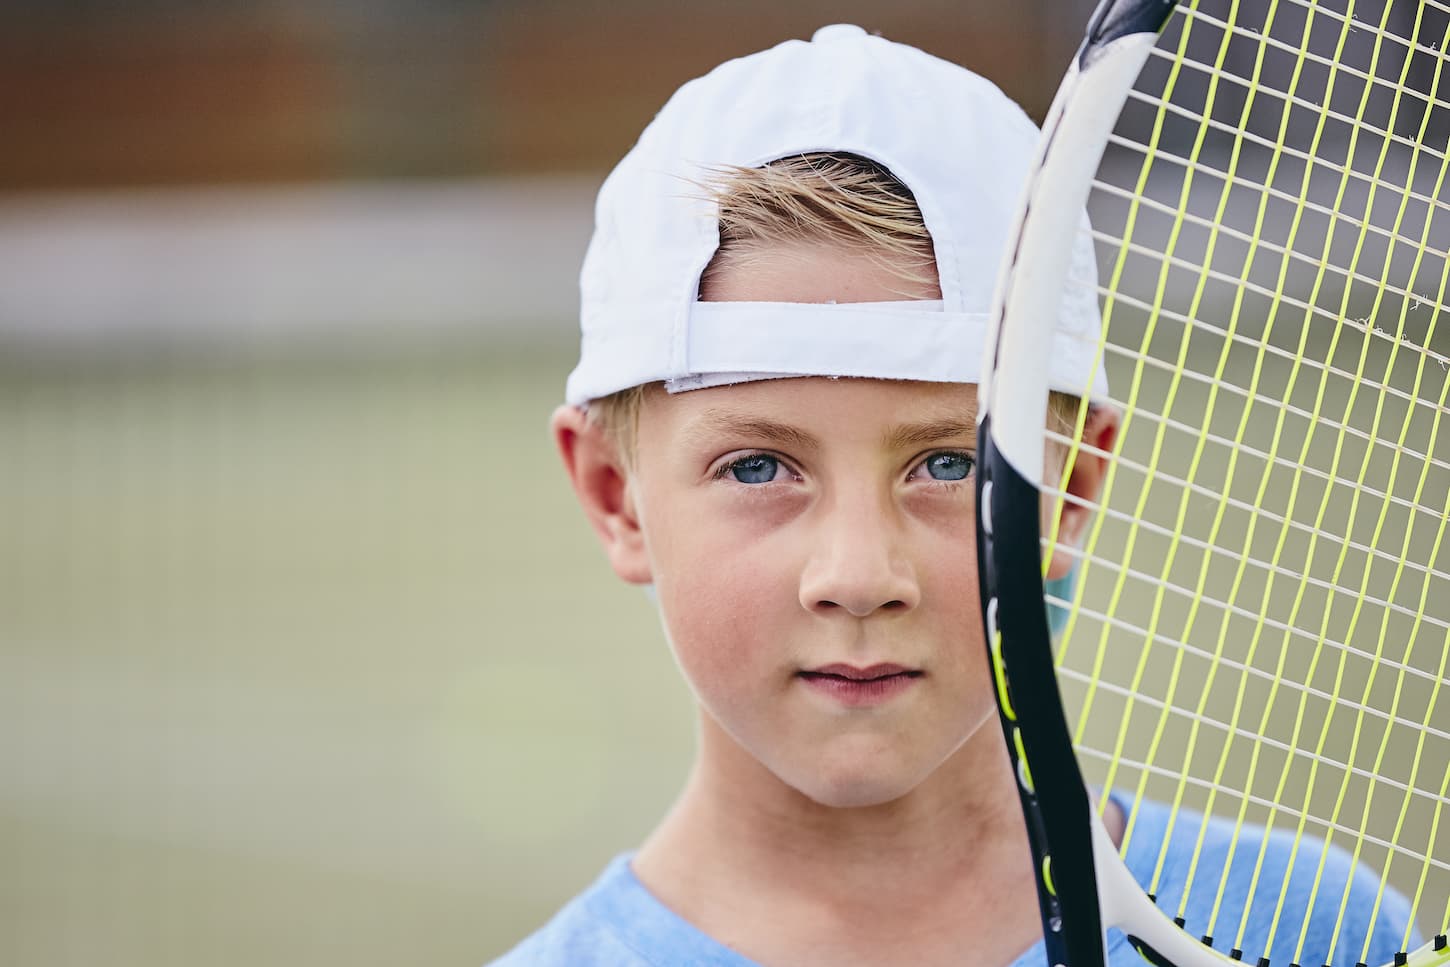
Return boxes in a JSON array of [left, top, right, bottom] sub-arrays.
[[633, 712, 1044, 966]]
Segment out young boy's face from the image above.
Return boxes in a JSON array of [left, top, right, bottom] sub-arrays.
[[631, 372, 991, 809], [557, 242, 1109, 810]]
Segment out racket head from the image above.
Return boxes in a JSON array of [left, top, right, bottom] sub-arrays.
[[978, 0, 1450, 964]]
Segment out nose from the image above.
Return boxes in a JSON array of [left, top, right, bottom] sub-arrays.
[[798, 494, 921, 618]]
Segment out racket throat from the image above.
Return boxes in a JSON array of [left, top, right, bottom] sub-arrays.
[[979, 421, 1111, 966]]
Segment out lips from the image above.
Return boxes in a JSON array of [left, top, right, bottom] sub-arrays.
[[800, 663, 921, 682], [796, 663, 923, 707]]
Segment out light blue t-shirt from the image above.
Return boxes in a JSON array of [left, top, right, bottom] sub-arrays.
[[490, 797, 1415, 966]]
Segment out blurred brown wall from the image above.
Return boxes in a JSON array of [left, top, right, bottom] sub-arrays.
[[0, 0, 1090, 192]]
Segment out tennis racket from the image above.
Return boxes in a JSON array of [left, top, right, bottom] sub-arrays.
[[976, 0, 1450, 965]]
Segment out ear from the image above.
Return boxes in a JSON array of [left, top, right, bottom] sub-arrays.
[[1044, 404, 1120, 581], [551, 405, 653, 585]]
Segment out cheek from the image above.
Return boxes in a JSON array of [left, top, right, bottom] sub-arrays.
[[907, 503, 987, 670], [929, 564, 986, 684], [909, 495, 981, 600], [646, 506, 799, 695]]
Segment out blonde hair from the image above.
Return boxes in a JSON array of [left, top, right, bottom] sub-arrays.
[[699, 152, 939, 298], [586, 152, 1085, 462]]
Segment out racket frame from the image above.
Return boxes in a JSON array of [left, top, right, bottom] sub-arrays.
[[977, 0, 1450, 965]]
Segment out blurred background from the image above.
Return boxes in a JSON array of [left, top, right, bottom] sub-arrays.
[[0, 2, 1096, 963]]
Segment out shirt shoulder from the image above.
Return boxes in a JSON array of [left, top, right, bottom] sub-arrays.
[[485, 854, 761, 967], [486, 857, 657, 967], [488, 901, 650, 966]]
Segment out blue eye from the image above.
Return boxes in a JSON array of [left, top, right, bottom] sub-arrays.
[[727, 455, 782, 484], [924, 451, 973, 481]]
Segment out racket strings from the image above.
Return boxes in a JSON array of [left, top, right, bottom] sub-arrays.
[[1081, 330, 1450, 537], [1090, 221, 1450, 362], [1176, 3, 1450, 115], [1080, 0, 1328, 915], [1211, 3, 1450, 944], [1051, 591, 1450, 756], [1048, 525, 1450, 697], [1061, 662, 1446, 808], [1065, 0, 1237, 819], [1087, 229, 1450, 390], [1321, 120, 1450, 952], [1049, 0, 1450, 959], [1123, 78, 1450, 203], [1069, 742, 1450, 868], [1177, 5, 1438, 922]]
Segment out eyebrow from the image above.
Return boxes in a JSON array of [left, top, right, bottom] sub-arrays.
[[685, 406, 979, 452], [884, 416, 979, 451], [687, 411, 822, 451]]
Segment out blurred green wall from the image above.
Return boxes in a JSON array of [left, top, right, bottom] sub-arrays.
[[2, 345, 699, 963]]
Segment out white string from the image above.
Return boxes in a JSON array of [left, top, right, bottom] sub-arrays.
[[1049, 0, 1450, 947], [1173, 5, 1450, 122], [1092, 352, 1450, 479], [1047, 590, 1450, 739], [1058, 670, 1447, 811], [1104, 132, 1450, 242], [1075, 746, 1450, 873], [1045, 486, 1450, 640], [1121, 87, 1450, 214], [1093, 171, 1450, 295], [1088, 236, 1450, 418], [1051, 538, 1450, 684], [1086, 220, 1450, 375], [1049, 423, 1450, 574]]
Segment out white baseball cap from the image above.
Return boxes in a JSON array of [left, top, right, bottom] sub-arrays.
[[564, 23, 1106, 406]]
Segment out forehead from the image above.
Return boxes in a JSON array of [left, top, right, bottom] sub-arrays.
[[700, 240, 941, 304], [639, 377, 980, 449]]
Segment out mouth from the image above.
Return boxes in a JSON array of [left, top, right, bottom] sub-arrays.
[[796, 663, 923, 706], [799, 663, 922, 682]]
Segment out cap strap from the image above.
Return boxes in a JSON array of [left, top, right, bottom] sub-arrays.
[[684, 300, 987, 384]]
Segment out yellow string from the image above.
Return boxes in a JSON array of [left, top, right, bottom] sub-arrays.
[[1307, 11, 1450, 960], [1387, 143, 1450, 948], [1198, 2, 1429, 958], [1054, 0, 1450, 951], [1086, 0, 1299, 904], [1153, 0, 1367, 939], [1133, 6, 1316, 852], [1064, 0, 1201, 775], [1092, 0, 1316, 912], [1254, 11, 1450, 952], [1091, 7, 1245, 893], [1203, 1, 1432, 952], [1155, 15, 1322, 934]]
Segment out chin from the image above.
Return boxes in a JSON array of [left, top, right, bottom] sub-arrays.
[[765, 722, 963, 807], [789, 757, 930, 809], [798, 774, 920, 809]]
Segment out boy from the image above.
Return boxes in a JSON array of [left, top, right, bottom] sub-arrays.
[[495, 25, 1412, 967]]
